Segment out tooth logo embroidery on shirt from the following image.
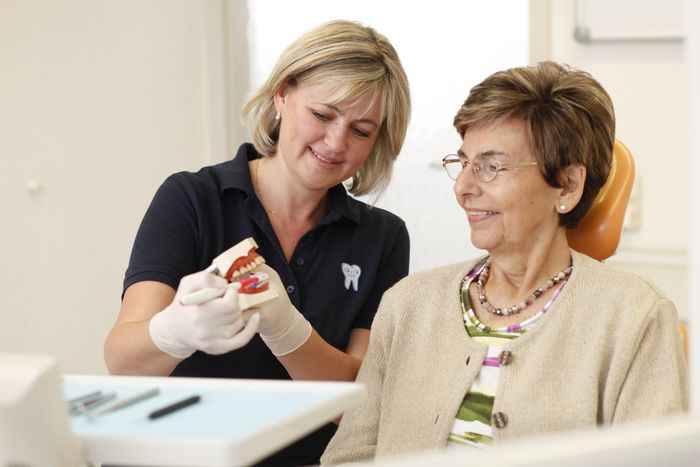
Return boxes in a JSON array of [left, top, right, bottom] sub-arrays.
[[341, 263, 361, 291]]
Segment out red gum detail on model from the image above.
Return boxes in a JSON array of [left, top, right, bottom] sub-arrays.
[[225, 249, 261, 280]]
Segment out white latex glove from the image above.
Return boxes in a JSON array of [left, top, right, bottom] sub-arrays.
[[242, 264, 312, 356], [149, 269, 260, 359]]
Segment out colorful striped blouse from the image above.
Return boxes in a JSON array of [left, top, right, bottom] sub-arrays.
[[446, 259, 569, 450]]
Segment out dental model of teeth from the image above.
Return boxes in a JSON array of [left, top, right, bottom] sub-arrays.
[[211, 237, 268, 280], [180, 237, 279, 308]]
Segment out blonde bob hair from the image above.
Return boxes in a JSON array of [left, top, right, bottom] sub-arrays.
[[453, 61, 615, 229], [242, 20, 411, 196]]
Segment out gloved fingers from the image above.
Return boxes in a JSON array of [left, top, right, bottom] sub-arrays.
[[180, 281, 241, 307], [240, 308, 259, 323], [199, 314, 259, 354], [148, 309, 196, 359], [215, 285, 243, 316], [179, 287, 224, 306], [199, 337, 237, 355], [176, 268, 228, 298], [241, 306, 274, 330], [153, 270, 246, 358], [192, 322, 241, 351], [236, 265, 295, 339], [227, 313, 260, 348], [254, 264, 284, 289], [222, 283, 242, 299], [188, 285, 241, 317]]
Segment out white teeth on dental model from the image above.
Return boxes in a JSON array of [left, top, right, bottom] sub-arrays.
[[255, 256, 265, 265]]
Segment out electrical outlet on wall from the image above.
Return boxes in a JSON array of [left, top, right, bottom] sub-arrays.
[[623, 176, 642, 232]]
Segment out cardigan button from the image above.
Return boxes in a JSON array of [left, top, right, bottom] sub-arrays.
[[498, 350, 513, 366], [492, 412, 508, 429]]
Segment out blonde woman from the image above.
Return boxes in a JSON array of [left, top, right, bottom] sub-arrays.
[[104, 20, 411, 466]]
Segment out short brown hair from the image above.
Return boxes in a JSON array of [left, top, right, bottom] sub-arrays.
[[242, 20, 411, 196], [453, 61, 615, 228]]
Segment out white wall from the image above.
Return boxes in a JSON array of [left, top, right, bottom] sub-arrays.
[[686, 0, 700, 414], [0, 0, 228, 374], [245, 0, 529, 274], [532, 0, 690, 321]]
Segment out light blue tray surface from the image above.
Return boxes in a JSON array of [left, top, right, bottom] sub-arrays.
[[63, 376, 356, 439]]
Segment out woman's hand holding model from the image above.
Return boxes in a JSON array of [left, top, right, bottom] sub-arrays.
[[149, 270, 260, 359], [242, 264, 312, 357]]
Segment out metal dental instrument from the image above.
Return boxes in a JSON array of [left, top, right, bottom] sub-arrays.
[[70, 391, 117, 417], [91, 387, 161, 416], [66, 390, 103, 411]]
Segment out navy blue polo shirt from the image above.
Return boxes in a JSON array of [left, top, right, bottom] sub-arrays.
[[123, 143, 409, 466]]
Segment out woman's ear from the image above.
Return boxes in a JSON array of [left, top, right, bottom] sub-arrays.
[[273, 82, 290, 111], [556, 164, 586, 213]]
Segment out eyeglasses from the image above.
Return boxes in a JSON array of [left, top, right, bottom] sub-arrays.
[[441, 153, 538, 182]]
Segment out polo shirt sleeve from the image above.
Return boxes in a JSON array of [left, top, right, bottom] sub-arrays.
[[123, 174, 202, 294], [351, 220, 410, 329]]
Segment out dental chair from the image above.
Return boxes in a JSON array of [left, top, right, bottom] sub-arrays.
[[567, 140, 688, 358], [567, 140, 635, 261]]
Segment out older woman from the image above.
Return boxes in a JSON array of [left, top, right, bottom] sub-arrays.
[[321, 61, 687, 465]]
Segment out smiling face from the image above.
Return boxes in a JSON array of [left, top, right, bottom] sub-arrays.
[[454, 118, 564, 255], [273, 81, 382, 193]]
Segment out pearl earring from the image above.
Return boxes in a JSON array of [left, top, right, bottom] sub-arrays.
[[558, 204, 567, 213], [274, 112, 281, 121]]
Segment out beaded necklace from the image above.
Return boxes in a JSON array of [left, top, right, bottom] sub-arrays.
[[476, 257, 573, 316]]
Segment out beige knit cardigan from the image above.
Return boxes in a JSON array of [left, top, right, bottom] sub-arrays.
[[321, 250, 687, 465]]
